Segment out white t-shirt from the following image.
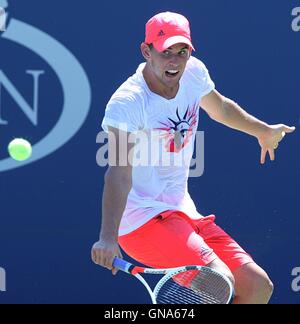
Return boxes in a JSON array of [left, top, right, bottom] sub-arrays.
[[102, 56, 215, 236]]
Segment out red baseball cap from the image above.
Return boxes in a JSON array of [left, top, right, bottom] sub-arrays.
[[145, 12, 195, 52]]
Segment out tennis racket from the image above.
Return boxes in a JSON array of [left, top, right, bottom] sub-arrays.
[[113, 257, 234, 304]]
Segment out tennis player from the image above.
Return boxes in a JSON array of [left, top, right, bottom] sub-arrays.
[[92, 12, 295, 304]]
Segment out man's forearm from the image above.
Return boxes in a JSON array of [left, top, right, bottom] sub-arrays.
[[215, 98, 269, 138], [100, 167, 132, 242]]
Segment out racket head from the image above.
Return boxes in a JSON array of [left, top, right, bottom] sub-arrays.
[[153, 265, 234, 304]]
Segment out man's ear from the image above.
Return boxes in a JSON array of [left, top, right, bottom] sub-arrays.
[[141, 43, 151, 60]]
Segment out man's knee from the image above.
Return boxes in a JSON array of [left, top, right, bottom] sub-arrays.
[[233, 263, 274, 303], [253, 274, 274, 298]]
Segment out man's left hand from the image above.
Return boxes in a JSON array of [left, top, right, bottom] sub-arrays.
[[257, 124, 296, 164]]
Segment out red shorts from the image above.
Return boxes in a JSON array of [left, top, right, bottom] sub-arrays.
[[119, 210, 253, 273]]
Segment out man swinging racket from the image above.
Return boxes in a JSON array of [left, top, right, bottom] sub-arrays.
[[92, 12, 295, 304]]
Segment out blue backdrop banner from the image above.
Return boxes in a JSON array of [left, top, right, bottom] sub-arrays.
[[0, 0, 299, 304]]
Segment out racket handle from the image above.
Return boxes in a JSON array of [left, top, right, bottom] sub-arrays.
[[113, 257, 133, 273]]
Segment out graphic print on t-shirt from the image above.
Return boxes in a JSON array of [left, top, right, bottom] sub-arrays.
[[155, 102, 198, 153]]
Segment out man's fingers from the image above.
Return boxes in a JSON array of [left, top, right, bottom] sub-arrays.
[[259, 125, 295, 164], [91, 242, 121, 276], [103, 256, 114, 270], [268, 148, 275, 161], [91, 249, 96, 263], [277, 125, 295, 144], [261, 148, 267, 164], [261, 148, 276, 162], [278, 132, 285, 142], [283, 126, 296, 134], [92, 249, 101, 265], [94, 253, 102, 266], [91, 249, 109, 268], [112, 252, 123, 276]]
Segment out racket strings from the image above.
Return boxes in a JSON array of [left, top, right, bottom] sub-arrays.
[[190, 270, 231, 303], [156, 269, 232, 304]]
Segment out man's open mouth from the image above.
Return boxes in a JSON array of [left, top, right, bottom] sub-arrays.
[[165, 70, 180, 77]]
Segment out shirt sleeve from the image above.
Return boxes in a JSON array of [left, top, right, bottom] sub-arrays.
[[101, 94, 143, 134], [187, 56, 215, 98]]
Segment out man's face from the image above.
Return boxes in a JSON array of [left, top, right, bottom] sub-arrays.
[[146, 43, 191, 89]]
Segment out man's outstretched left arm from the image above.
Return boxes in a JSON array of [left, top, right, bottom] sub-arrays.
[[200, 90, 296, 164]]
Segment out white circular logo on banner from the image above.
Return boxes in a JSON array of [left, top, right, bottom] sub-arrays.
[[0, 3, 91, 172]]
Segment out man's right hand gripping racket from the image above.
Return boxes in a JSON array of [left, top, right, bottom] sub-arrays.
[[113, 258, 234, 304]]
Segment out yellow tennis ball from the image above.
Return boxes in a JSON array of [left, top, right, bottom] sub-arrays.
[[8, 138, 32, 161]]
